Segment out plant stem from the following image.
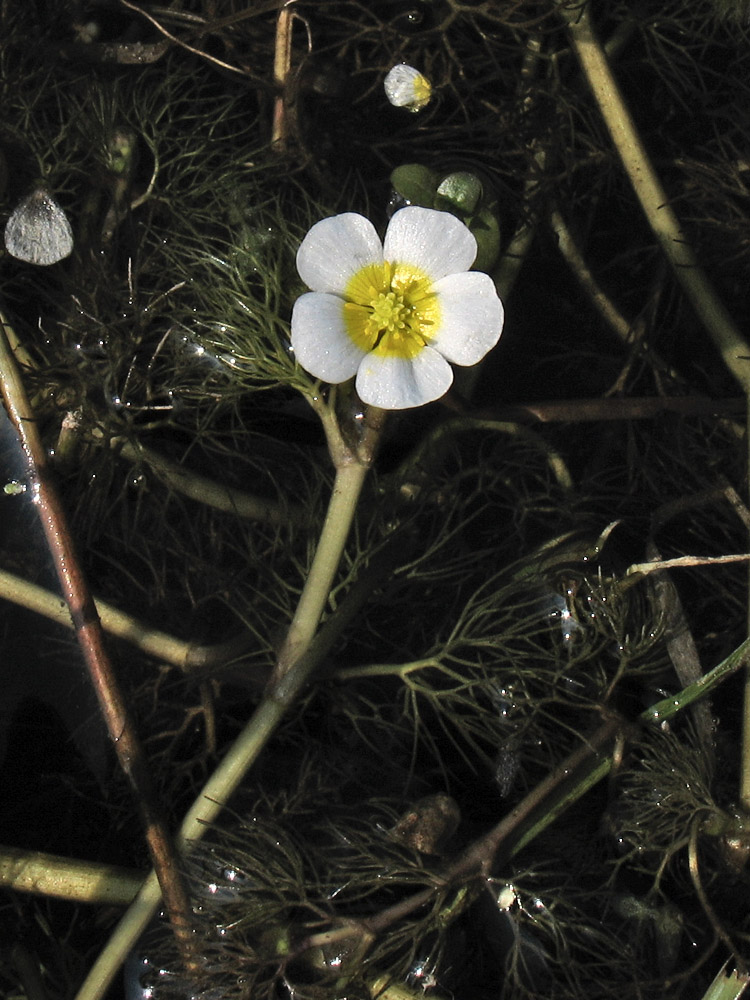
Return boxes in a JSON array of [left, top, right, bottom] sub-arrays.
[[742, 393, 750, 811], [0, 566, 253, 671], [114, 437, 308, 527], [0, 312, 197, 973], [560, 2, 750, 392], [272, 460, 371, 682], [0, 847, 142, 905], [272, 403, 385, 683], [561, 0, 750, 817], [74, 403, 384, 1000]]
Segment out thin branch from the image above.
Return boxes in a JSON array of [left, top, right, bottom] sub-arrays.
[[114, 437, 309, 527], [0, 311, 197, 975], [689, 819, 743, 969], [74, 403, 385, 1000], [118, 0, 248, 76], [0, 846, 142, 906], [549, 206, 635, 345], [627, 553, 750, 577], [470, 395, 744, 423], [0, 566, 256, 673], [560, 3, 750, 393]]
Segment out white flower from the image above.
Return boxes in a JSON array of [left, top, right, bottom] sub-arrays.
[[290, 207, 504, 410], [384, 64, 432, 112]]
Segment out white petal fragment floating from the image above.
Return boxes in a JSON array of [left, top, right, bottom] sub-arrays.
[[291, 206, 504, 410], [384, 64, 432, 112], [4, 188, 74, 266]]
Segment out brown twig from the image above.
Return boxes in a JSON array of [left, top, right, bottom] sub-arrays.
[[689, 818, 744, 970], [627, 553, 750, 576], [271, 1, 311, 152], [118, 0, 248, 76], [0, 313, 197, 974], [296, 716, 623, 953], [468, 395, 744, 424]]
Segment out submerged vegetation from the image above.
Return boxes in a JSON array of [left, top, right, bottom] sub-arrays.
[[2, 1, 750, 998]]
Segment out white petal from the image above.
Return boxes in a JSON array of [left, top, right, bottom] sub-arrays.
[[430, 272, 504, 365], [355, 347, 453, 409], [384, 65, 431, 111], [291, 292, 367, 383], [296, 214, 383, 294], [383, 207, 476, 281]]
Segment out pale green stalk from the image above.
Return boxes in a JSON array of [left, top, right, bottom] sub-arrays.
[[560, 0, 750, 841], [559, 3, 750, 391], [74, 405, 381, 1000], [0, 847, 142, 906], [115, 437, 307, 527], [273, 459, 371, 680], [0, 567, 194, 668], [699, 962, 750, 1000], [0, 566, 254, 673]]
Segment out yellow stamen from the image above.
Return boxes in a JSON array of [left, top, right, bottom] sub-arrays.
[[343, 260, 440, 360]]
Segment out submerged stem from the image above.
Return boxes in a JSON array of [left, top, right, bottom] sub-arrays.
[[560, 3, 750, 393], [74, 402, 384, 1000], [742, 393, 750, 811], [0, 310, 197, 977], [272, 403, 385, 683]]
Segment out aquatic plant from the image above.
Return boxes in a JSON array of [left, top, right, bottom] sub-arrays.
[[2, 2, 750, 1000]]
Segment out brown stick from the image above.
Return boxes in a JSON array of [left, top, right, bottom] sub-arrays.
[[468, 395, 744, 424], [0, 314, 196, 972]]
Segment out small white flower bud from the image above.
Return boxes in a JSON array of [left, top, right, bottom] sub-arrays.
[[384, 64, 432, 112]]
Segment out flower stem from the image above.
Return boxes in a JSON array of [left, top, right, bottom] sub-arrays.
[[73, 402, 384, 1000], [272, 460, 370, 681], [272, 402, 385, 682]]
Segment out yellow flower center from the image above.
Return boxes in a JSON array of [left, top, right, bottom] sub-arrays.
[[342, 260, 440, 359]]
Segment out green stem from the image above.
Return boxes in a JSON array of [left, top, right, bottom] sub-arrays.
[[0, 566, 249, 672], [114, 437, 307, 527], [560, 3, 750, 393], [273, 459, 371, 681], [742, 393, 750, 811], [73, 405, 382, 1000], [0, 847, 142, 906]]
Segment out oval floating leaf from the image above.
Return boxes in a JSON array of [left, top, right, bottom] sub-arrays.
[[390, 163, 440, 207], [435, 171, 483, 214], [469, 205, 501, 272]]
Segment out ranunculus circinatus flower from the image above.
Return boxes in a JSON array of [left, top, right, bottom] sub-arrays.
[[290, 207, 504, 410]]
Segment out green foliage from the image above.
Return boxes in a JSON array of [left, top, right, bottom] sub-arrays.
[[2, 2, 750, 999], [390, 163, 501, 271]]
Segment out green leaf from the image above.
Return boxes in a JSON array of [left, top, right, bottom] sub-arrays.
[[468, 205, 501, 272], [390, 164, 440, 207], [435, 171, 483, 214]]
